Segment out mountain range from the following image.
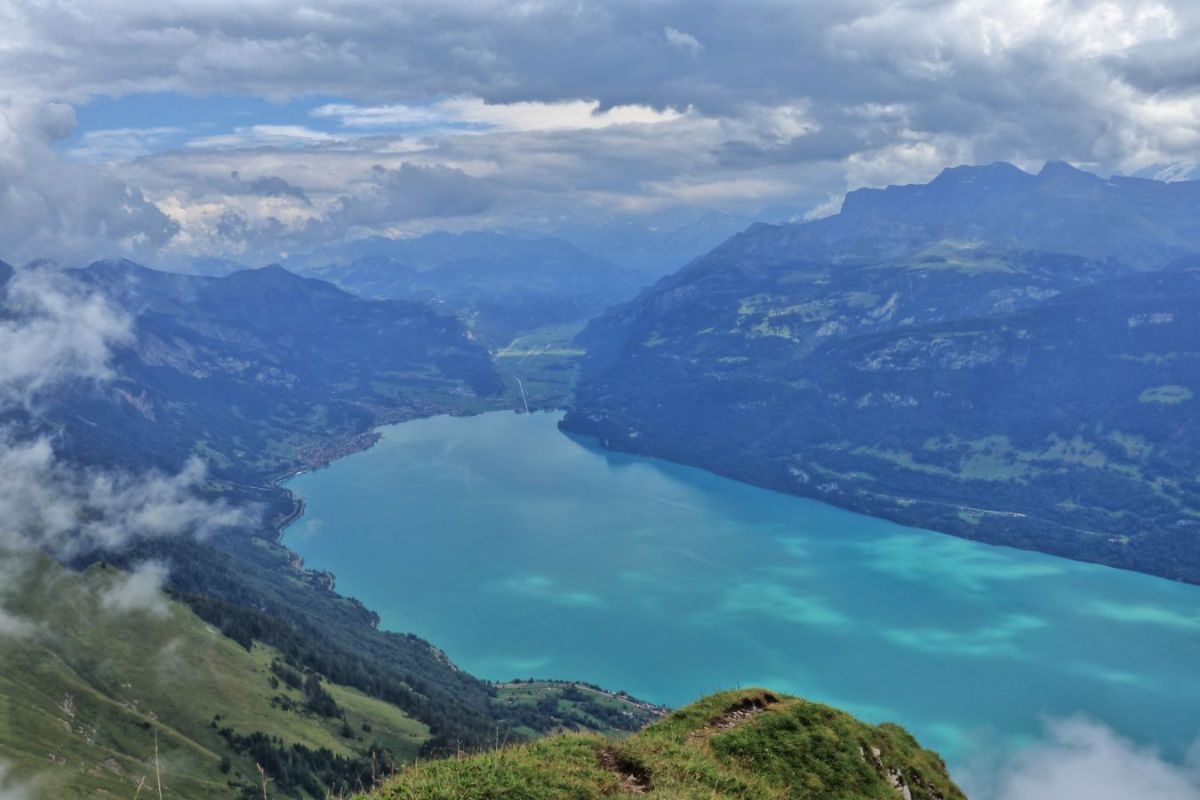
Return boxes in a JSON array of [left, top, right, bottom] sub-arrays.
[[10, 160, 1200, 797], [564, 162, 1200, 583], [285, 232, 643, 347], [552, 209, 757, 278]]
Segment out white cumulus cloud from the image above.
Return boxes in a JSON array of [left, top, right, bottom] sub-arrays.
[[0, 268, 132, 407], [0, 267, 249, 624], [98, 561, 172, 617], [963, 718, 1200, 800]]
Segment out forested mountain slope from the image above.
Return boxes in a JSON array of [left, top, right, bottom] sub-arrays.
[[565, 164, 1200, 582], [55, 259, 501, 480]]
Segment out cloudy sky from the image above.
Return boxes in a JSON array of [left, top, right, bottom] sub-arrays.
[[0, 0, 1197, 265]]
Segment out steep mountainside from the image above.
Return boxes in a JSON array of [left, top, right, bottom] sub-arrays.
[[289, 232, 642, 346], [361, 689, 965, 800], [0, 260, 615, 778], [0, 556, 430, 799], [55, 260, 501, 480], [565, 163, 1200, 583]]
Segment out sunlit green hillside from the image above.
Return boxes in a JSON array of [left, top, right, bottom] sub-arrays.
[[0, 556, 429, 799]]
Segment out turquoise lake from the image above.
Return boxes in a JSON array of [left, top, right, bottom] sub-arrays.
[[285, 410, 1200, 777]]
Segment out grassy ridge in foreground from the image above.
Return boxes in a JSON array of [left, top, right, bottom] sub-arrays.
[[362, 689, 965, 800]]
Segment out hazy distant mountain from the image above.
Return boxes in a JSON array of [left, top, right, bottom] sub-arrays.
[[183, 255, 252, 276], [554, 209, 755, 278], [287, 231, 642, 346], [564, 163, 1200, 583]]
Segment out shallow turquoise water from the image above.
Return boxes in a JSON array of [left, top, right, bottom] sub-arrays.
[[286, 411, 1200, 771]]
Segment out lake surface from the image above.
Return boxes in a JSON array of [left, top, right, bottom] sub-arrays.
[[286, 411, 1200, 775]]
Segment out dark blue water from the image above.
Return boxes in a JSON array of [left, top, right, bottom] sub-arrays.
[[286, 411, 1200, 775]]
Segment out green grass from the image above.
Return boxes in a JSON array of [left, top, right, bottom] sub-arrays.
[[1108, 431, 1154, 460], [0, 556, 429, 798], [495, 322, 588, 408], [495, 322, 589, 359], [888, 240, 1023, 273], [850, 445, 957, 477], [361, 689, 964, 800], [734, 294, 835, 341], [1138, 385, 1194, 404], [879, 433, 1148, 483]]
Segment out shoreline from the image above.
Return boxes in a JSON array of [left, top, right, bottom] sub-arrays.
[[279, 407, 1190, 595], [267, 407, 492, 607], [558, 414, 1200, 589]]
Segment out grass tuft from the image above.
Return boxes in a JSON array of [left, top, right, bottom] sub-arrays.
[[359, 689, 965, 800]]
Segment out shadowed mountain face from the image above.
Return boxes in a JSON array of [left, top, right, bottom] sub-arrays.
[[288, 231, 643, 346], [45, 260, 502, 480], [564, 163, 1200, 583]]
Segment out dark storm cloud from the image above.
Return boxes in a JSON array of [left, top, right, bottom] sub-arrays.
[[716, 130, 868, 168], [0, 1, 846, 111], [0, 1, 1183, 124], [236, 173, 311, 203], [1110, 37, 1200, 93], [332, 163, 499, 225]]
